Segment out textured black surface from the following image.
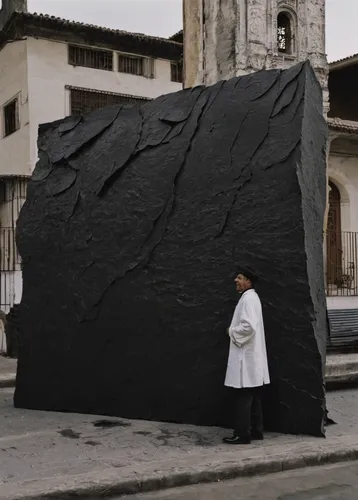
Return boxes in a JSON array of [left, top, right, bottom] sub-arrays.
[[15, 61, 328, 436]]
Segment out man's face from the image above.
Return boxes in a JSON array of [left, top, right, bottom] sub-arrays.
[[235, 273, 251, 293]]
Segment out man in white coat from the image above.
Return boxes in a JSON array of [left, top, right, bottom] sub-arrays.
[[223, 267, 270, 445]]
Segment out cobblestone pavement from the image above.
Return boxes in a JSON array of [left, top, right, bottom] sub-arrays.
[[0, 387, 357, 499]]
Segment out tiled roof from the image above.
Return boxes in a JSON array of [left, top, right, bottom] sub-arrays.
[[329, 53, 358, 71], [24, 12, 180, 43], [0, 11, 183, 60], [169, 30, 183, 43]]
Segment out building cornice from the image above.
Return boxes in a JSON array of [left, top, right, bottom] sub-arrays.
[[328, 117, 358, 134]]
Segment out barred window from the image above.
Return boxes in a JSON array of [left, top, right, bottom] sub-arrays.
[[68, 45, 113, 71], [3, 98, 19, 137], [118, 54, 154, 78], [69, 87, 150, 116], [118, 54, 143, 75], [171, 62, 183, 83]]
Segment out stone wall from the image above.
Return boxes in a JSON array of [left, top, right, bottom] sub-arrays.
[[0, 0, 27, 31], [184, 0, 329, 112]]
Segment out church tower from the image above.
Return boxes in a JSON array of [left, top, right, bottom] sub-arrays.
[[183, 0, 328, 111], [0, 1, 28, 31]]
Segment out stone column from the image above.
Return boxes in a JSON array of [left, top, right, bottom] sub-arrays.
[[183, 0, 238, 88], [183, 0, 202, 88]]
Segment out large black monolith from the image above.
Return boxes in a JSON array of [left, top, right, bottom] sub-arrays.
[[15, 61, 328, 436]]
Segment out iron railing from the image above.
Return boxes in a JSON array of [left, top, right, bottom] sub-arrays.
[[0, 177, 27, 313], [0, 227, 22, 314], [0, 227, 20, 272], [326, 231, 358, 297]]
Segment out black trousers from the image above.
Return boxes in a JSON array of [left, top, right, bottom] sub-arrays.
[[233, 387, 263, 438]]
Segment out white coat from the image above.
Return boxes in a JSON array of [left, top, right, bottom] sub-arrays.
[[224, 289, 270, 389]]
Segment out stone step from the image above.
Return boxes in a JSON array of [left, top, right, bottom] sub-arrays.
[[326, 353, 358, 384]]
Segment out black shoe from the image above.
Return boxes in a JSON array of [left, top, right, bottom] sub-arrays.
[[251, 431, 264, 441], [223, 435, 251, 445]]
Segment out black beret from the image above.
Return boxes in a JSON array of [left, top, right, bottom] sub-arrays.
[[237, 266, 259, 283]]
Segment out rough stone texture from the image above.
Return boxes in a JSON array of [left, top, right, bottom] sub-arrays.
[[0, 351, 354, 394], [0, 0, 27, 30], [183, 0, 329, 114], [183, 0, 202, 90], [15, 61, 327, 436]]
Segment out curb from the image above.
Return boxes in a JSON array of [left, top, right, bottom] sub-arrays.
[[15, 445, 358, 500], [326, 367, 358, 387], [326, 374, 358, 385], [0, 374, 16, 388]]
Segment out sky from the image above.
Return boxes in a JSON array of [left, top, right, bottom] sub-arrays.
[[25, 0, 356, 63]]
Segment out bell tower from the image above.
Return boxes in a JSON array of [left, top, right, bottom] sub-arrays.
[[183, 0, 328, 111], [0, 0, 28, 31]]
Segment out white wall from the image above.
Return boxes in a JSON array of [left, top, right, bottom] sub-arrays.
[[0, 40, 30, 177], [0, 36, 181, 312], [327, 296, 358, 309], [327, 152, 358, 310], [328, 154, 358, 233], [27, 37, 182, 170]]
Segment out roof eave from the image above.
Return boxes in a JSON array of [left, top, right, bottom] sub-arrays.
[[329, 55, 358, 72], [0, 11, 183, 60]]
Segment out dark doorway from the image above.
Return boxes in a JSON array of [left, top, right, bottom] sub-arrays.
[[326, 181, 343, 286]]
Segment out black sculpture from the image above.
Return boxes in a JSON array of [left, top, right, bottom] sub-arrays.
[[15, 61, 328, 436]]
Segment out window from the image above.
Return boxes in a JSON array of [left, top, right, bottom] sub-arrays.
[[68, 45, 113, 71], [68, 87, 150, 116], [3, 98, 19, 137], [277, 12, 293, 54], [171, 62, 183, 83], [118, 54, 154, 78], [118, 54, 143, 75]]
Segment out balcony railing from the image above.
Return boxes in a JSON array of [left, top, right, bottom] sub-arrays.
[[326, 231, 358, 297]]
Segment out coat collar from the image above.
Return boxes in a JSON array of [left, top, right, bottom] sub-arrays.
[[239, 288, 255, 299]]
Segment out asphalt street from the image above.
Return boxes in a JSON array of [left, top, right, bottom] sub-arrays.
[[117, 462, 358, 500]]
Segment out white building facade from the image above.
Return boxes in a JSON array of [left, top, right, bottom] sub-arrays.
[[1, 0, 357, 325], [183, 0, 358, 314], [0, 4, 183, 314], [326, 57, 358, 311]]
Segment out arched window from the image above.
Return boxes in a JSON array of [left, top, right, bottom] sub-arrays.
[[277, 12, 293, 54]]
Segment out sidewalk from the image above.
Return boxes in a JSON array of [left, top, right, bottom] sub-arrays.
[[1, 385, 358, 500], [1, 353, 358, 389], [0, 355, 16, 388]]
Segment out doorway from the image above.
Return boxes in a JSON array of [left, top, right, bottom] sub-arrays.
[[326, 181, 343, 286]]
